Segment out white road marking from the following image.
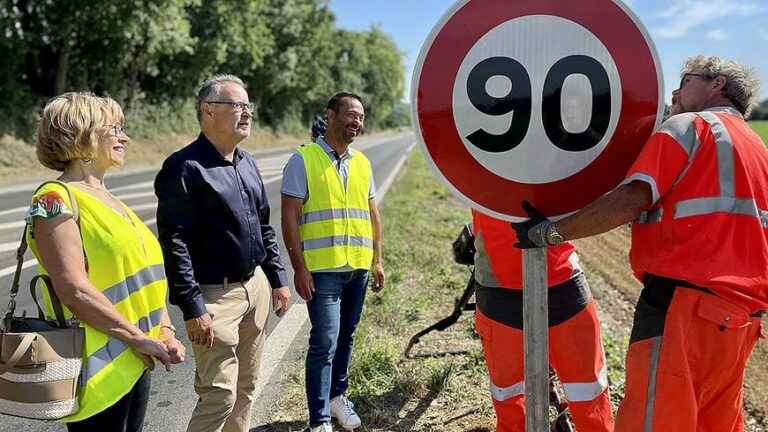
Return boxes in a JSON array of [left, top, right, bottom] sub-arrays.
[[0, 259, 37, 278]]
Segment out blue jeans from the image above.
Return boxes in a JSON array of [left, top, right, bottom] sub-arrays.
[[306, 269, 369, 426]]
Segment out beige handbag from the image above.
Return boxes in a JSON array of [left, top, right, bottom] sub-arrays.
[[0, 181, 84, 420]]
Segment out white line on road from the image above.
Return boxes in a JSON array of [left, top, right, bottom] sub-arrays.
[[0, 241, 20, 253], [0, 189, 157, 218], [0, 220, 24, 231], [0, 259, 37, 278], [0, 206, 28, 218], [110, 180, 155, 193]]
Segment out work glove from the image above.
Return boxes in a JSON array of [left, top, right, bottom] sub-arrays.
[[511, 200, 552, 249]]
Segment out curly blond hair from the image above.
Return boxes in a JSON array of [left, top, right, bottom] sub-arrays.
[[682, 55, 761, 117], [36, 92, 125, 171]]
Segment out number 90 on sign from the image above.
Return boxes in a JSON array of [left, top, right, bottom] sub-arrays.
[[452, 15, 623, 185]]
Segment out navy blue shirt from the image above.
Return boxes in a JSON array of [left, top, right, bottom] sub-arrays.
[[154, 133, 288, 320]]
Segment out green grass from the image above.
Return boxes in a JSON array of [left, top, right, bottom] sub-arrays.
[[602, 333, 629, 409], [749, 120, 768, 143]]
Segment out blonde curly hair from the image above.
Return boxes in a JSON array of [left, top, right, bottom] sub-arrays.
[[682, 55, 761, 117], [36, 92, 125, 171]]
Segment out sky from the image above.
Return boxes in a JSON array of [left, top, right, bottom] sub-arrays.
[[328, 0, 768, 104]]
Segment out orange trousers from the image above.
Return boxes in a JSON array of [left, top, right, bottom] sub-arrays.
[[475, 301, 614, 432], [616, 286, 763, 432]]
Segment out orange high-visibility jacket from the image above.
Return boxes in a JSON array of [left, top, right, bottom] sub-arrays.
[[626, 107, 768, 313]]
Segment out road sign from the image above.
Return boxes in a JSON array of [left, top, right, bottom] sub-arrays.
[[412, 0, 663, 220]]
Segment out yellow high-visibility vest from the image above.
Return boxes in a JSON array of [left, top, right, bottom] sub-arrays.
[[297, 142, 374, 271], [27, 183, 167, 422]]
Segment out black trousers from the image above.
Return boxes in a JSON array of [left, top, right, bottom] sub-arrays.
[[66, 370, 151, 432]]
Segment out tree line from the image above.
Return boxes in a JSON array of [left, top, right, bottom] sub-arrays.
[[749, 99, 768, 121], [0, 0, 408, 140]]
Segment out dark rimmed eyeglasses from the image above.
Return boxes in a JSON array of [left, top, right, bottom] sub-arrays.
[[679, 73, 712, 88], [205, 100, 255, 113], [104, 124, 127, 137]]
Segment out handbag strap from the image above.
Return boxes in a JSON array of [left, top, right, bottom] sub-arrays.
[[30, 275, 69, 327], [4, 181, 81, 329], [0, 333, 35, 374]]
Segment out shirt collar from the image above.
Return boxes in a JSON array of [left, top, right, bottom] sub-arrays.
[[195, 133, 244, 164], [704, 106, 743, 118], [316, 136, 353, 160]]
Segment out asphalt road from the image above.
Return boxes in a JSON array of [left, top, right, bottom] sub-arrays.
[[0, 132, 414, 431]]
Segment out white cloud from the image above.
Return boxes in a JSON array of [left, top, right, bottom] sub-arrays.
[[705, 29, 727, 41], [653, 0, 763, 39]]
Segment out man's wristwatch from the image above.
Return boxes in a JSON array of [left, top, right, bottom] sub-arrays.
[[546, 223, 564, 245]]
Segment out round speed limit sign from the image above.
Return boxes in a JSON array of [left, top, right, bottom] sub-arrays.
[[412, 0, 663, 220]]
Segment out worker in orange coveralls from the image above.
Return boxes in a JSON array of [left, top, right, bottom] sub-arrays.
[[472, 209, 614, 432], [512, 55, 767, 432]]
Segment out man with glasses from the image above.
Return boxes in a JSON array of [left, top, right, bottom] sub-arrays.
[[513, 56, 767, 431], [154, 74, 291, 432]]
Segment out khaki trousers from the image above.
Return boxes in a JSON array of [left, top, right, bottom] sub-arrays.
[[186, 267, 271, 432]]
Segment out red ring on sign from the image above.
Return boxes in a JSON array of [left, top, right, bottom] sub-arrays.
[[414, 0, 661, 219]]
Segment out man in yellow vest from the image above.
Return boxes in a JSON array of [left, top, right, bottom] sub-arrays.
[[281, 92, 385, 432]]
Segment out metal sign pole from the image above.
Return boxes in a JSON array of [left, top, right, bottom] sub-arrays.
[[523, 247, 549, 432]]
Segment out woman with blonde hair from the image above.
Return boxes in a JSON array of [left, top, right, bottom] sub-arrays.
[[27, 92, 185, 431]]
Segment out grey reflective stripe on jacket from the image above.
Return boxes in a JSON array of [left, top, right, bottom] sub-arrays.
[[299, 208, 371, 225], [658, 113, 701, 158], [474, 232, 501, 287], [673, 111, 768, 227], [80, 307, 164, 384], [101, 264, 166, 305], [302, 236, 373, 251]]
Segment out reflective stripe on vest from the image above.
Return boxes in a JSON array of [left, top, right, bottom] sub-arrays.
[[302, 235, 373, 251], [102, 264, 165, 305], [297, 143, 374, 271], [300, 208, 371, 225], [673, 112, 768, 227], [81, 307, 164, 384], [474, 232, 501, 287]]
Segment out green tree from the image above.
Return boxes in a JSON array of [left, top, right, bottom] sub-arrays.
[[359, 26, 405, 128], [247, 0, 338, 130], [148, 0, 274, 103], [7, 0, 196, 101], [749, 99, 768, 120]]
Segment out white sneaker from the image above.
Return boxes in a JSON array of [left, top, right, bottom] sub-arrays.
[[330, 395, 362, 430], [309, 423, 333, 432]]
